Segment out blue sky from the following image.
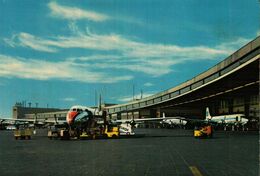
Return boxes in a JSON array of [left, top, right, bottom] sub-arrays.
[[0, 0, 259, 117]]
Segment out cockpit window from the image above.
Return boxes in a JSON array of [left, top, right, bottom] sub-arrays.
[[77, 109, 83, 112], [74, 109, 93, 122], [72, 108, 76, 111]]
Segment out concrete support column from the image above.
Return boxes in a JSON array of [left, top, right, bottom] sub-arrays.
[[156, 107, 161, 118], [228, 98, 233, 114], [108, 114, 112, 120], [244, 96, 250, 118], [117, 113, 121, 120]]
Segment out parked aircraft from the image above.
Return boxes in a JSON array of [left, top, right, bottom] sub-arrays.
[[205, 107, 248, 125], [66, 105, 165, 135], [159, 107, 248, 130], [160, 113, 187, 127]]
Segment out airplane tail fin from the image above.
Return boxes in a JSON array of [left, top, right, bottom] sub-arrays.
[[206, 107, 212, 120], [162, 112, 166, 118]]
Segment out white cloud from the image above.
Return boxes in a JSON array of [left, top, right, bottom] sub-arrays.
[[144, 82, 154, 87], [62, 97, 76, 102], [48, 2, 109, 22], [4, 26, 249, 77], [257, 30, 260, 36], [216, 37, 251, 52], [117, 92, 156, 103], [118, 96, 134, 102], [48, 2, 143, 25], [5, 29, 231, 57], [4, 33, 57, 53], [0, 54, 132, 83]]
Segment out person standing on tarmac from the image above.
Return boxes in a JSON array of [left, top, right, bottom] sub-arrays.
[[201, 124, 213, 138]]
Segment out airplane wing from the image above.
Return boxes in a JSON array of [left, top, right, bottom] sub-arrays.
[[0, 117, 66, 125], [159, 115, 214, 126], [163, 116, 187, 120], [0, 118, 35, 123], [169, 117, 211, 123], [177, 117, 219, 126], [42, 119, 67, 124], [111, 117, 165, 124], [110, 116, 206, 125]]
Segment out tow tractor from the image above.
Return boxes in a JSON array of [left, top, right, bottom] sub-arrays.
[[103, 125, 119, 138], [194, 124, 213, 138], [47, 124, 66, 139], [14, 124, 33, 140], [79, 124, 119, 140]]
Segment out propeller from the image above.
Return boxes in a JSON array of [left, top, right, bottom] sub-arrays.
[[129, 120, 136, 128]]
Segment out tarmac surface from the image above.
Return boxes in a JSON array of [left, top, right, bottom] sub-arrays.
[[0, 128, 258, 176]]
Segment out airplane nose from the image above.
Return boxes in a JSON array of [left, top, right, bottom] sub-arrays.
[[66, 111, 78, 125]]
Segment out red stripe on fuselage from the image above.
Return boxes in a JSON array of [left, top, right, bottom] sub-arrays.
[[66, 111, 79, 125]]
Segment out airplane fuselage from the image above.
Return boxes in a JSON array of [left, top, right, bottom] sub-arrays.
[[162, 118, 187, 126], [66, 105, 100, 125], [208, 114, 248, 125]]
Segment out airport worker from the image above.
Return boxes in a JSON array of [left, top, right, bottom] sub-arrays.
[[199, 124, 211, 138], [205, 125, 213, 138]]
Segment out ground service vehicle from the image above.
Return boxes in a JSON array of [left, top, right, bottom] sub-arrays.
[[59, 124, 120, 140], [194, 125, 213, 138], [47, 125, 64, 139], [14, 125, 32, 140], [104, 125, 119, 138], [47, 124, 69, 139]]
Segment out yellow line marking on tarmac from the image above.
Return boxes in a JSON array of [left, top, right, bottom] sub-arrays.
[[189, 166, 203, 176]]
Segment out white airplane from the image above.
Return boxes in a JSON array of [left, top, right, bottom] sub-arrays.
[[205, 107, 248, 125], [160, 113, 188, 127], [66, 105, 166, 135], [159, 107, 248, 127]]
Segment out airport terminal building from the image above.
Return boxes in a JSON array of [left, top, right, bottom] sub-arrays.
[[12, 103, 68, 122]]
